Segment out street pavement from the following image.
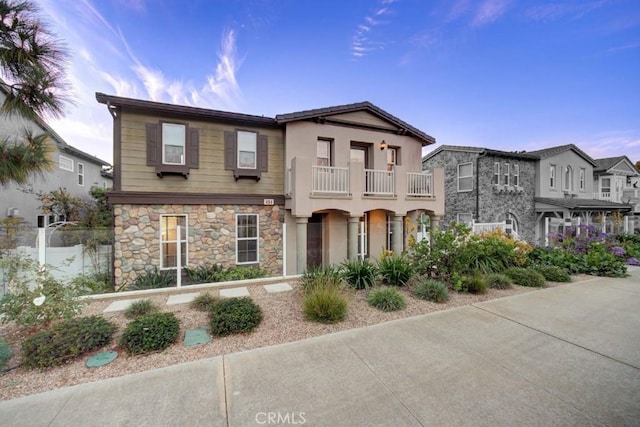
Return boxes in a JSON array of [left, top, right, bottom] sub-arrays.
[[1, 267, 639, 426]]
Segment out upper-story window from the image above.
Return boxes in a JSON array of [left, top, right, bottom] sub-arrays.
[[457, 162, 473, 192], [503, 163, 510, 186], [59, 155, 74, 172], [493, 162, 500, 185], [162, 123, 186, 165], [77, 163, 84, 186], [317, 139, 332, 166], [224, 129, 268, 181], [601, 178, 611, 194], [237, 131, 257, 169], [549, 164, 556, 189], [564, 166, 573, 191], [146, 121, 199, 178], [387, 147, 397, 171], [513, 163, 519, 187], [579, 168, 585, 191]]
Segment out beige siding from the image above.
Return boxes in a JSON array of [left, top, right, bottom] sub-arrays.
[[119, 113, 284, 194]]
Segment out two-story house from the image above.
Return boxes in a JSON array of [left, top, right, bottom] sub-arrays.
[[96, 94, 444, 287], [592, 156, 640, 214], [0, 84, 112, 229], [422, 145, 538, 242]]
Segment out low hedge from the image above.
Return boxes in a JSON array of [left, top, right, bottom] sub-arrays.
[[120, 312, 180, 355]]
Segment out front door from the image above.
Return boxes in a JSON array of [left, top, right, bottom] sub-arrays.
[[307, 213, 324, 269]]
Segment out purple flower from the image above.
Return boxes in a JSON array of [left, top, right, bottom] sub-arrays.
[[609, 246, 626, 257], [628, 257, 640, 266]]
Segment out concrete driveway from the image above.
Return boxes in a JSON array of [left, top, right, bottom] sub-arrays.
[[1, 267, 639, 426]]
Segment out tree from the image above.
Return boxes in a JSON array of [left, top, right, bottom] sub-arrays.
[[635, 160, 640, 171], [0, 131, 51, 184]]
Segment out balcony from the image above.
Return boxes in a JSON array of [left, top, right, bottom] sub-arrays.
[[594, 189, 640, 212]]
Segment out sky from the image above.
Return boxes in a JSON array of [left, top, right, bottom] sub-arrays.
[[37, 0, 640, 166]]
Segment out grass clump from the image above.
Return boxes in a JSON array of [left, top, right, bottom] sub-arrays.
[[377, 254, 413, 287], [127, 268, 174, 291], [341, 259, 378, 290], [22, 316, 117, 368], [534, 265, 571, 282], [485, 273, 513, 289], [504, 267, 546, 287], [0, 337, 12, 371], [119, 312, 180, 355], [209, 297, 262, 336], [412, 278, 449, 303], [300, 265, 343, 294], [462, 275, 488, 294], [304, 286, 348, 323], [124, 299, 160, 319], [190, 292, 220, 312], [366, 287, 406, 312]]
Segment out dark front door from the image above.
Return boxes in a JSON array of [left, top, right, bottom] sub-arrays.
[[307, 213, 324, 269]]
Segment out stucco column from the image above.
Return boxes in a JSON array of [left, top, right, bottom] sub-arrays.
[[392, 215, 404, 253], [347, 216, 360, 260], [295, 216, 309, 274], [430, 215, 441, 232]]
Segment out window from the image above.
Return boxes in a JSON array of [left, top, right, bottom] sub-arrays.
[[317, 139, 331, 166], [358, 213, 368, 258], [579, 168, 585, 191], [237, 131, 257, 169], [493, 162, 500, 185], [457, 163, 473, 192], [236, 214, 259, 264], [387, 148, 397, 171], [457, 213, 473, 226], [602, 178, 611, 194], [59, 155, 73, 172], [160, 215, 187, 269], [513, 163, 519, 187], [77, 163, 84, 186], [549, 164, 556, 188], [225, 130, 267, 180], [503, 163, 510, 186], [564, 166, 573, 191], [162, 123, 186, 165]]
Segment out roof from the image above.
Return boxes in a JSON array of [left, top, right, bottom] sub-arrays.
[[593, 156, 639, 175], [276, 101, 436, 146], [96, 93, 280, 128], [535, 197, 632, 211], [525, 144, 596, 166], [422, 144, 539, 162]]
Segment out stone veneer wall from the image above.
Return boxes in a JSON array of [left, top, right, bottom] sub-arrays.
[[113, 203, 284, 288]]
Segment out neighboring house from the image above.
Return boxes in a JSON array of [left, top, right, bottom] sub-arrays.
[[96, 93, 444, 287], [592, 156, 640, 213], [0, 85, 112, 228], [421, 145, 538, 243]]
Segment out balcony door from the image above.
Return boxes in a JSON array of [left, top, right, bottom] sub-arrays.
[[350, 145, 370, 168]]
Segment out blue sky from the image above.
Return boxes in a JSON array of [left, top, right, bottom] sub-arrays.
[[39, 0, 640, 165]]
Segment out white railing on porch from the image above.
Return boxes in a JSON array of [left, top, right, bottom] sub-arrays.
[[312, 165, 349, 194], [407, 172, 432, 196], [472, 222, 505, 234], [594, 192, 612, 201], [365, 169, 395, 196]]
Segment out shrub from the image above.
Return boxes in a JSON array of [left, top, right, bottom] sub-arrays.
[[22, 316, 117, 368], [534, 265, 571, 282], [124, 299, 160, 319], [184, 264, 224, 284], [303, 286, 348, 323], [366, 287, 406, 312], [341, 259, 378, 290], [222, 266, 268, 281], [127, 268, 174, 291], [412, 278, 449, 303], [300, 265, 343, 294], [462, 275, 488, 294], [377, 254, 413, 287], [504, 267, 546, 287], [585, 243, 627, 277], [71, 272, 115, 295], [210, 297, 262, 336], [485, 273, 513, 289], [190, 292, 220, 312], [0, 337, 11, 371], [120, 312, 180, 355]]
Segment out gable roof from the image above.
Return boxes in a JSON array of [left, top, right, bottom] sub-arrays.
[[276, 101, 436, 146], [593, 156, 639, 175], [422, 144, 539, 162], [525, 144, 596, 166]]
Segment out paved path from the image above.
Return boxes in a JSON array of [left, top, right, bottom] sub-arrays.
[[1, 268, 639, 426]]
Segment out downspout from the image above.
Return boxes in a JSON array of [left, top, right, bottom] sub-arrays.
[[476, 151, 487, 222]]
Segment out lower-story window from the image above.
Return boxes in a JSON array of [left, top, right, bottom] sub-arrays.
[[237, 214, 259, 264], [160, 215, 188, 269], [457, 213, 473, 227]]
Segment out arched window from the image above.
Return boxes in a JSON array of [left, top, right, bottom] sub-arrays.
[[564, 166, 573, 191], [506, 213, 519, 236]]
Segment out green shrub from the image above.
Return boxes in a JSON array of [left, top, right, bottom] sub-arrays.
[[124, 299, 160, 319], [0, 337, 11, 371], [534, 265, 571, 282], [585, 243, 627, 277], [189, 292, 220, 312], [341, 259, 378, 290], [127, 268, 174, 291], [412, 278, 449, 303], [222, 266, 268, 281], [22, 316, 117, 369], [463, 275, 488, 294], [120, 312, 180, 355], [71, 272, 115, 295], [300, 265, 343, 294], [377, 254, 413, 287], [303, 286, 348, 323], [504, 267, 546, 287], [366, 287, 406, 312], [527, 247, 588, 274], [485, 273, 513, 289], [184, 264, 224, 284], [209, 297, 262, 336]]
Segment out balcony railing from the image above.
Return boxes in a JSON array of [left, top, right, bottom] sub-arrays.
[[594, 192, 612, 201], [407, 172, 432, 196], [312, 165, 349, 194], [364, 169, 395, 196]]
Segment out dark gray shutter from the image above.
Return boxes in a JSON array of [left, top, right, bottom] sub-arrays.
[[224, 131, 236, 170], [188, 128, 199, 169], [258, 134, 268, 172], [146, 123, 159, 166]]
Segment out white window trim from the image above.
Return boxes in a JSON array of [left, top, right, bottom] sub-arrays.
[[159, 215, 188, 270], [513, 163, 520, 187], [317, 139, 331, 166], [237, 131, 258, 170], [77, 162, 84, 186], [59, 155, 74, 172], [493, 162, 500, 185], [358, 213, 368, 257], [550, 164, 556, 189], [503, 163, 510, 186], [162, 123, 186, 166], [457, 213, 473, 226], [579, 168, 585, 191], [236, 213, 259, 264], [564, 166, 573, 191], [457, 162, 473, 192]]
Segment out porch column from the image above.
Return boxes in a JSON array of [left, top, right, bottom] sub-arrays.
[[392, 215, 404, 253], [430, 215, 441, 232], [295, 216, 309, 274], [347, 216, 360, 260]]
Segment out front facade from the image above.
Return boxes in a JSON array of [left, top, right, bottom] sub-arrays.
[[422, 145, 537, 243], [97, 94, 444, 286], [592, 156, 640, 213]]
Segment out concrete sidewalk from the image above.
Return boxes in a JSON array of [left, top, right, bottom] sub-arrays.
[[1, 267, 639, 426]]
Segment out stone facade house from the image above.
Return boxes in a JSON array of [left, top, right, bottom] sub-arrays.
[[97, 94, 444, 287], [421, 145, 538, 243]]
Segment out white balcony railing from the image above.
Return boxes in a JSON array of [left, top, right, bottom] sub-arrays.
[[312, 165, 349, 194], [407, 172, 432, 196], [594, 192, 612, 201], [364, 169, 395, 196]]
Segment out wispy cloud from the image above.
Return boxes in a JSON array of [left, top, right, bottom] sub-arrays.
[[525, 0, 609, 22], [351, 0, 396, 59], [578, 131, 640, 160], [203, 29, 243, 109], [472, 0, 512, 27]]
